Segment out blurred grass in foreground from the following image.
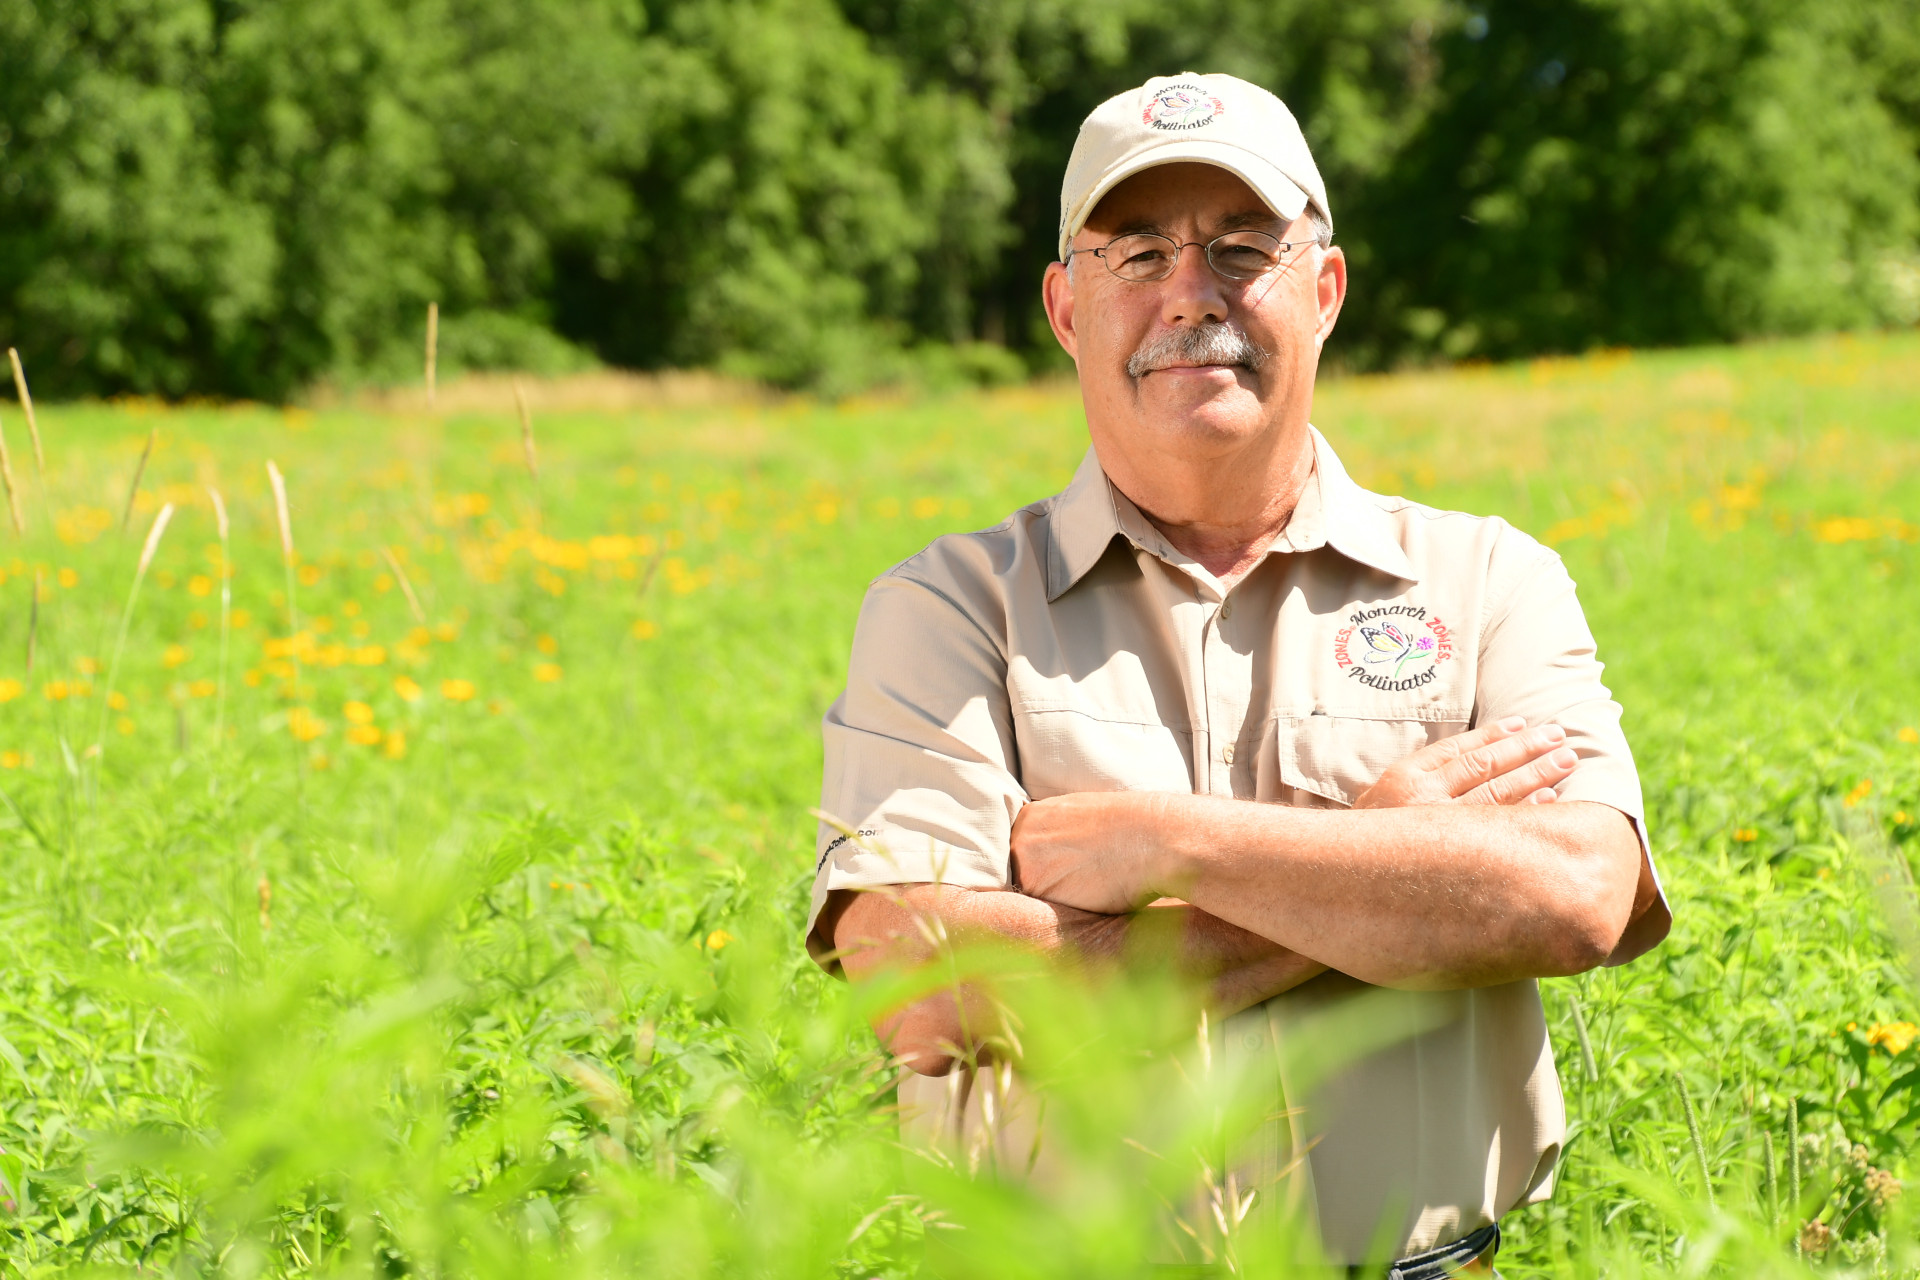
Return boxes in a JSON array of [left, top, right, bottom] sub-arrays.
[[0, 332, 1917, 1274]]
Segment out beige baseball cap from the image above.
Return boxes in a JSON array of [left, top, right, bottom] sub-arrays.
[[1058, 73, 1330, 261]]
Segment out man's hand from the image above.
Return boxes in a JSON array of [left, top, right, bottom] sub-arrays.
[[827, 884, 1325, 1075], [1353, 716, 1576, 809], [1012, 717, 1576, 910]]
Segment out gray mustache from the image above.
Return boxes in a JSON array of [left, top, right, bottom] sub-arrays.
[[1126, 322, 1271, 379]]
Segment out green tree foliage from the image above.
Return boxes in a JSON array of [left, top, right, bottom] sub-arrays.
[[0, 0, 1916, 397]]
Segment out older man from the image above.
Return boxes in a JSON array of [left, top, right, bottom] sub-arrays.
[[808, 73, 1670, 1272]]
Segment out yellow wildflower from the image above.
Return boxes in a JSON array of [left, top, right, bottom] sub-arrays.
[[297, 564, 322, 586], [705, 930, 734, 951], [243, 669, 263, 687], [347, 724, 383, 746], [433, 623, 459, 642], [57, 567, 78, 588], [1845, 778, 1873, 807], [383, 728, 407, 759], [162, 643, 190, 668], [1733, 827, 1757, 842], [107, 691, 128, 710], [0, 679, 21, 703], [343, 700, 375, 725], [631, 619, 658, 640], [1867, 1022, 1919, 1055], [1901, 726, 1920, 744], [341, 600, 362, 617], [43, 680, 68, 701], [116, 718, 135, 736], [188, 679, 216, 698], [352, 645, 387, 666], [230, 608, 252, 628], [394, 675, 423, 702], [1897, 811, 1911, 825], [911, 497, 942, 519], [188, 575, 213, 597], [286, 707, 326, 742], [534, 663, 562, 683], [75, 656, 99, 675], [536, 634, 559, 654], [440, 678, 476, 702], [0, 751, 22, 769]]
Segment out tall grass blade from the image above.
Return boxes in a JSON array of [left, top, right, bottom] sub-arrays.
[[514, 377, 539, 482], [1764, 1129, 1778, 1231], [95, 503, 176, 769], [7, 348, 44, 475], [209, 487, 232, 748], [120, 427, 157, 534], [267, 460, 298, 634], [0, 408, 24, 534], [425, 301, 439, 410], [1789, 1098, 1802, 1238], [1569, 990, 1600, 1082], [381, 545, 427, 624], [1673, 1069, 1715, 1208]]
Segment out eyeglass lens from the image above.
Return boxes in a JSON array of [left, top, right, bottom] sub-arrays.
[[1101, 231, 1290, 282]]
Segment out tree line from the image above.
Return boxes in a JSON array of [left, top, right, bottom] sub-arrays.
[[2, 0, 1916, 400]]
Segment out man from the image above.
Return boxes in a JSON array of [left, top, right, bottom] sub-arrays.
[[807, 73, 1670, 1272]]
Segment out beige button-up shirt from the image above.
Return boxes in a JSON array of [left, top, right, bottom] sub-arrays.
[[809, 427, 1670, 1261]]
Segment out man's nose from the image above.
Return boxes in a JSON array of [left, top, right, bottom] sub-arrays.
[[1159, 242, 1231, 328]]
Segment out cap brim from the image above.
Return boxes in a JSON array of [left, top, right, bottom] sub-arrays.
[[1059, 140, 1311, 260]]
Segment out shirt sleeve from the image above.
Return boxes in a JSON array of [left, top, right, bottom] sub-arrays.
[[1473, 544, 1671, 965], [806, 570, 1028, 969]]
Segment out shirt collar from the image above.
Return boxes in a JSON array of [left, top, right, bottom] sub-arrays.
[[1044, 425, 1418, 601]]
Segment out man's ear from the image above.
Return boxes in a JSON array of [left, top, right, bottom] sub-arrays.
[[1315, 246, 1348, 347], [1042, 260, 1079, 362]]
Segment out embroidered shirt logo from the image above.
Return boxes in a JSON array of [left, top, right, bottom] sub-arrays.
[[1143, 84, 1224, 131], [1333, 604, 1455, 692]]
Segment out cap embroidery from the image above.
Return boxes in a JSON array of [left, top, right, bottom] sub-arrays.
[[1143, 83, 1224, 131], [1333, 604, 1454, 692]]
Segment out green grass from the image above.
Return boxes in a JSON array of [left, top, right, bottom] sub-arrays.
[[0, 331, 1918, 1275]]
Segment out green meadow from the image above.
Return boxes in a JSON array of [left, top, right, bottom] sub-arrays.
[[1, 331, 1918, 1276]]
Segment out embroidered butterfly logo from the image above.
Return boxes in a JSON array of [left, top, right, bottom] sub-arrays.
[[1360, 624, 1437, 677]]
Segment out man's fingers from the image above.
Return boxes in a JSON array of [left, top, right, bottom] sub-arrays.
[[1460, 747, 1579, 805], [1435, 725, 1566, 797], [1411, 716, 1527, 773]]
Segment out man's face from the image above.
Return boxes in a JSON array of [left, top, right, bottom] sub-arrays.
[[1042, 163, 1345, 469]]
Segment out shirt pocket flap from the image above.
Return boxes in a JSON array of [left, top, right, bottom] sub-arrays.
[[1279, 715, 1445, 808]]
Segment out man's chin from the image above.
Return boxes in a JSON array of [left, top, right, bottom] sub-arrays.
[[1129, 366, 1269, 440]]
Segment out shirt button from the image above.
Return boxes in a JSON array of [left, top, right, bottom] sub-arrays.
[[1219, 596, 1234, 621], [1222, 744, 1236, 765]]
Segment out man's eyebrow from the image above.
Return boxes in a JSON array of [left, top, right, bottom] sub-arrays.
[[1208, 208, 1287, 233], [1097, 208, 1287, 238]]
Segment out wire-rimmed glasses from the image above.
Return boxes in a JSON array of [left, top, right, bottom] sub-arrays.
[[1068, 230, 1316, 283]]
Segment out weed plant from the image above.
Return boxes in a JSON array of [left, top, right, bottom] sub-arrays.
[[0, 332, 1917, 1275]]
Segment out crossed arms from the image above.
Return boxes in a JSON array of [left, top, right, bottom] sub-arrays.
[[823, 717, 1657, 1076]]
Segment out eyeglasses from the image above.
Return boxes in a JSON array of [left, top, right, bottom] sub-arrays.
[[1067, 230, 1318, 283]]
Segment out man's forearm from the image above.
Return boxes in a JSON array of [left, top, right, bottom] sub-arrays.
[[826, 885, 1326, 1075], [1016, 795, 1649, 990]]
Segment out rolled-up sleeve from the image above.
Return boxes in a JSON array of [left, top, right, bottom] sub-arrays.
[[806, 571, 1027, 967], [1473, 545, 1671, 964]]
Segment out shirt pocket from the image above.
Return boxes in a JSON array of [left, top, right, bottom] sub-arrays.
[[1017, 709, 1195, 799], [1256, 713, 1468, 808]]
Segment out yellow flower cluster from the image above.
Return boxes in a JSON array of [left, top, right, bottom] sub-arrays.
[[1867, 1021, 1918, 1055], [1813, 516, 1919, 545]]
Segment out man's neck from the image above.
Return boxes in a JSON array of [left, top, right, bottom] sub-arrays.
[[1100, 426, 1316, 586]]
